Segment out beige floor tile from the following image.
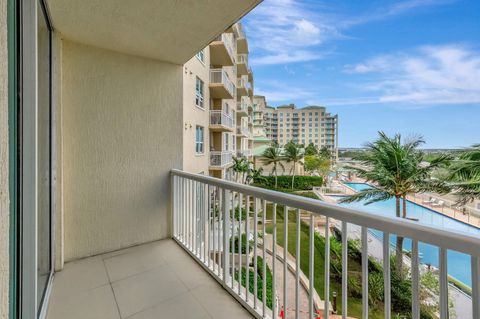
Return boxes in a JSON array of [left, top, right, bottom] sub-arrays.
[[47, 285, 120, 319], [126, 291, 210, 319], [169, 259, 218, 290], [112, 264, 188, 318], [52, 255, 109, 298], [104, 242, 167, 282], [191, 284, 254, 319]]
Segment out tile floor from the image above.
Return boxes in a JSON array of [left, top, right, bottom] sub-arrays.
[[46, 239, 254, 319]]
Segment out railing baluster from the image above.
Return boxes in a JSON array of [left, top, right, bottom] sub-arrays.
[[238, 193, 243, 295], [231, 192, 236, 288], [439, 247, 448, 319], [324, 217, 330, 319], [204, 183, 208, 264], [246, 195, 250, 302], [254, 198, 259, 309], [309, 214, 314, 319], [213, 187, 217, 275], [273, 203, 278, 319], [182, 177, 185, 244], [411, 240, 419, 319], [341, 221, 348, 319], [283, 206, 288, 319], [223, 189, 231, 286], [295, 209, 300, 319], [362, 226, 368, 319], [207, 185, 211, 269], [472, 256, 480, 319], [384, 232, 391, 319], [262, 200, 267, 317]]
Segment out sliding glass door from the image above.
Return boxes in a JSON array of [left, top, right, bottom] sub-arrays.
[[36, 0, 52, 314]]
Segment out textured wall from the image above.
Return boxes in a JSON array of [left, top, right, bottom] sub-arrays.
[[0, 0, 9, 317], [61, 40, 182, 261]]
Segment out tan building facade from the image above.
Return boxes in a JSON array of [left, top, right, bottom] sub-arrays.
[[263, 104, 339, 161], [182, 23, 255, 180]]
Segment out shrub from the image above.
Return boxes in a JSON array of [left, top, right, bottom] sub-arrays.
[[234, 257, 274, 309], [229, 234, 253, 254], [254, 175, 324, 190], [230, 206, 247, 221]]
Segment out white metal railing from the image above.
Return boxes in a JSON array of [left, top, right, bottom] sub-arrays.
[[209, 151, 233, 167], [237, 76, 247, 90], [237, 54, 248, 66], [171, 169, 480, 319], [235, 23, 246, 39], [237, 149, 252, 158], [237, 98, 248, 114], [237, 125, 249, 137], [210, 110, 234, 129], [214, 33, 236, 62], [210, 68, 235, 97]]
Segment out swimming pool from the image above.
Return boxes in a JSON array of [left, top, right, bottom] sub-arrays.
[[340, 183, 480, 286]]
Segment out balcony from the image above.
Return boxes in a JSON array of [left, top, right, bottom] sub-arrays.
[[237, 125, 249, 138], [209, 69, 235, 99], [209, 110, 234, 132], [237, 75, 248, 97], [236, 54, 249, 75], [209, 33, 235, 66], [237, 97, 249, 116], [235, 23, 248, 54], [237, 149, 252, 158], [209, 151, 233, 169]]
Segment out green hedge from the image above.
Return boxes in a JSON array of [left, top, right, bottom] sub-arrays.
[[254, 175, 324, 190]]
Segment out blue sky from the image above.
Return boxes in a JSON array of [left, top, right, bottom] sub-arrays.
[[242, 0, 480, 148]]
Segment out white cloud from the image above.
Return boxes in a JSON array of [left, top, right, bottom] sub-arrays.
[[244, 0, 456, 66], [342, 45, 480, 105]]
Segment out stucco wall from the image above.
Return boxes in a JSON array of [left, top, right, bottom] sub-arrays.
[[61, 40, 182, 261], [0, 0, 9, 317]]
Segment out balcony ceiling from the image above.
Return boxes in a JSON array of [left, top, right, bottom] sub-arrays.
[[46, 0, 261, 64]]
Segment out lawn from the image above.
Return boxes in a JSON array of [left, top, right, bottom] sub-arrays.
[[262, 204, 385, 319]]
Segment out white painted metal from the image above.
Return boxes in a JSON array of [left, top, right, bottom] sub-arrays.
[[171, 170, 480, 319], [262, 200, 267, 317], [309, 215, 314, 319], [283, 206, 288, 318], [362, 227, 368, 319], [296, 209, 301, 319], [412, 240, 420, 319], [439, 247, 448, 319], [383, 232, 391, 319], [246, 195, 250, 301], [324, 217, 330, 319]]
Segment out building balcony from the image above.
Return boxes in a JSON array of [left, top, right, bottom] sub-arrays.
[[237, 97, 249, 116], [236, 149, 252, 158], [236, 75, 248, 97], [234, 23, 248, 54], [236, 54, 249, 75], [209, 151, 233, 169], [209, 110, 234, 132], [209, 33, 235, 66], [209, 68, 235, 99], [237, 125, 249, 137]]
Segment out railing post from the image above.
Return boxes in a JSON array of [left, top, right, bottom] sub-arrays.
[[222, 188, 231, 287]]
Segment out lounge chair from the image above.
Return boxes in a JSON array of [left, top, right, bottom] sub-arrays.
[[431, 200, 444, 207], [423, 197, 435, 204]]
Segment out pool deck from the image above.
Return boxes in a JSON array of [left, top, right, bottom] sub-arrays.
[[343, 178, 480, 229]]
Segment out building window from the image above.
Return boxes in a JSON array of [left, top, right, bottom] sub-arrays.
[[195, 77, 204, 108], [196, 50, 205, 63], [196, 126, 204, 154]]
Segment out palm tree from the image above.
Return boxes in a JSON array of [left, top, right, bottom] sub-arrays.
[[447, 144, 480, 204], [261, 144, 285, 188], [232, 156, 249, 184], [246, 167, 266, 184], [340, 132, 448, 275], [284, 142, 304, 188]]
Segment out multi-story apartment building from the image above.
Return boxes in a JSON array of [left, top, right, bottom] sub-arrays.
[[263, 104, 339, 161], [183, 23, 254, 180]]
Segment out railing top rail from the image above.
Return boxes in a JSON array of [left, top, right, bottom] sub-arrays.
[[171, 169, 480, 257]]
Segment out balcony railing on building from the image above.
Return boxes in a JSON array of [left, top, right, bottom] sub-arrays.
[[237, 76, 248, 97], [237, 125, 249, 137], [210, 68, 235, 99], [210, 33, 236, 66], [209, 110, 234, 132], [236, 149, 252, 158], [235, 23, 248, 54], [237, 97, 249, 116], [171, 170, 480, 319], [236, 54, 249, 75], [209, 151, 233, 168]]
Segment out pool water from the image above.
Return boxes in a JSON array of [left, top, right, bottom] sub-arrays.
[[339, 183, 480, 286]]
